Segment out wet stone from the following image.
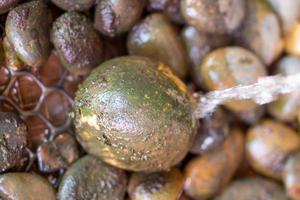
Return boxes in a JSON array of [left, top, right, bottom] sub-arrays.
[[215, 178, 288, 200], [5, 1, 52, 67], [0, 173, 56, 200], [190, 108, 230, 154], [37, 133, 79, 173], [51, 0, 95, 11], [128, 168, 184, 200], [58, 155, 127, 200], [0, 0, 19, 14], [94, 0, 145, 37], [0, 112, 27, 172], [39, 90, 72, 127], [51, 11, 103, 77]]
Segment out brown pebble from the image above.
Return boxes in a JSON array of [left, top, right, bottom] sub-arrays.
[[0, 112, 27, 173], [37, 133, 79, 173]]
